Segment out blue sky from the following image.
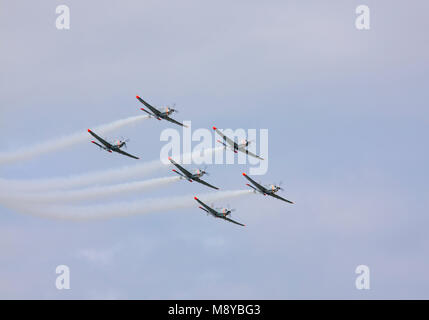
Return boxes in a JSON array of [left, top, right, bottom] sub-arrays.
[[0, 0, 428, 299]]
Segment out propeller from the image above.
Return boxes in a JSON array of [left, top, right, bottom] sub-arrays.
[[119, 137, 130, 149], [201, 165, 209, 176], [166, 103, 178, 114], [196, 166, 209, 176], [225, 205, 236, 216], [266, 181, 284, 192]]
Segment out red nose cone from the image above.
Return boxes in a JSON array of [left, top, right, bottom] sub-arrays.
[[136, 95, 140, 99], [194, 197, 198, 200], [168, 156, 171, 160], [242, 173, 246, 176], [88, 129, 91, 132], [212, 126, 217, 130]]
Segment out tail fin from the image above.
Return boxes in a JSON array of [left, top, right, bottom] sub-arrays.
[[246, 183, 257, 193], [172, 169, 186, 179], [198, 206, 209, 213]]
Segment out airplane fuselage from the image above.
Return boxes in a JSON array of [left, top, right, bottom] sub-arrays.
[[108, 142, 125, 152], [202, 208, 231, 218], [148, 111, 174, 121], [218, 140, 247, 153], [248, 184, 279, 196], [260, 188, 279, 196], [160, 110, 174, 117], [190, 172, 204, 180]]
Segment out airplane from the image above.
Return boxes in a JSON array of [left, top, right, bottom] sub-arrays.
[[88, 129, 140, 160], [212, 126, 264, 160], [194, 196, 245, 227], [168, 157, 219, 190], [242, 172, 294, 204], [136, 96, 188, 127]]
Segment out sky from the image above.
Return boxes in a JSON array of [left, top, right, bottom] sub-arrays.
[[0, 0, 428, 299]]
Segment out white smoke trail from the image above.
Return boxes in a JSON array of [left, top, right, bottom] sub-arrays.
[[0, 114, 149, 165], [0, 176, 180, 204], [0, 147, 223, 192], [0, 189, 253, 221]]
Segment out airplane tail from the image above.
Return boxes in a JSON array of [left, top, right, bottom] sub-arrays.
[[172, 169, 186, 180], [216, 140, 238, 153], [139, 108, 153, 117], [91, 141, 110, 152], [198, 206, 209, 213], [216, 139, 227, 149], [246, 183, 257, 193]]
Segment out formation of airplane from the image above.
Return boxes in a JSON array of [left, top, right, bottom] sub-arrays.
[[88, 129, 140, 160], [194, 197, 245, 227], [213, 126, 264, 160], [86, 95, 294, 227], [136, 96, 187, 127], [243, 172, 294, 204], [169, 157, 219, 190]]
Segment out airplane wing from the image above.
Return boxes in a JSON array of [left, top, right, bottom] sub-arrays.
[[269, 192, 294, 204], [193, 177, 219, 190], [114, 149, 140, 160], [169, 157, 193, 177], [237, 146, 264, 160], [136, 96, 162, 116], [164, 116, 187, 128], [88, 130, 113, 149], [222, 216, 246, 227], [213, 127, 236, 147], [194, 197, 217, 215], [242, 173, 267, 193]]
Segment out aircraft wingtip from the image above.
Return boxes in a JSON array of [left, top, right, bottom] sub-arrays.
[[242, 172, 246, 176], [194, 196, 198, 200], [136, 95, 140, 99], [87, 129, 91, 132], [212, 126, 216, 130]]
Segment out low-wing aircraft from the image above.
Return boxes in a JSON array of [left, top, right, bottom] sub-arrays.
[[212, 126, 264, 160], [88, 129, 140, 160], [168, 157, 219, 190], [194, 196, 245, 227], [136, 96, 187, 127], [243, 172, 294, 204]]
